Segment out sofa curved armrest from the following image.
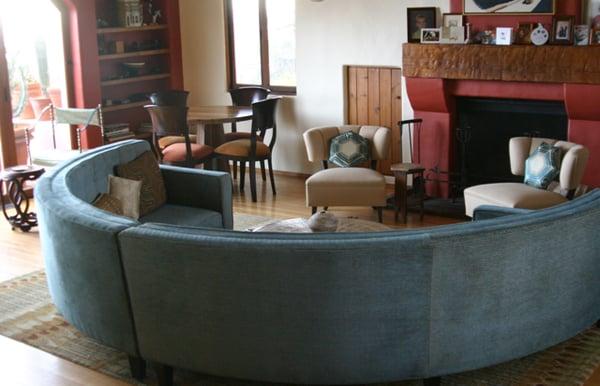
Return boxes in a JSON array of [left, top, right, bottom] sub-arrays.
[[160, 165, 233, 229], [473, 205, 532, 221]]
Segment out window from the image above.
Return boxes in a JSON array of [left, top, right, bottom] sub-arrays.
[[225, 0, 296, 94]]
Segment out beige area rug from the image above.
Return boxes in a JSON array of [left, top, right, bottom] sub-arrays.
[[0, 215, 599, 385]]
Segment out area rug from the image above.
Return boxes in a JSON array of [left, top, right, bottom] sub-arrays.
[[0, 213, 598, 385]]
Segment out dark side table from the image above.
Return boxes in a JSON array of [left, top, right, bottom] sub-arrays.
[[391, 163, 425, 224], [0, 165, 45, 232]]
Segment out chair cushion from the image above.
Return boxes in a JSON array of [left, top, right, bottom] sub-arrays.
[[215, 139, 270, 157], [464, 182, 568, 217], [158, 135, 197, 150], [140, 204, 223, 229], [328, 131, 370, 167], [224, 131, 253, 142], [117, 151, 167, 216], [32, 149, 81, 167], [524, 142, 561, 189], [162, 143, 213, 163], [305, 167, 386, 207]]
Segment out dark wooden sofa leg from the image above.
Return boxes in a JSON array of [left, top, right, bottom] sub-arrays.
[[155, 363, 174, 386], [596, 319, 600, 328], [377, 207, 383, 223], [127, 355, 146, 381], [423, 376, 441, 386]]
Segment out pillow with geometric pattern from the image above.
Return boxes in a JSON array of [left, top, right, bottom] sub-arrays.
[[328, 131, 370, 168], [524, 142, 562, 189], [117, 151, 167, 216]]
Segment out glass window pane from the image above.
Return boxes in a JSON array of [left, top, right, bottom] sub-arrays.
[[231, 0, 261, 85], [266, 0, 296, 87]]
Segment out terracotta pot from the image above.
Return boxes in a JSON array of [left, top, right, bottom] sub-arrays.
[[19, 83, 43, 119], [47, 87, 63, 107], [30, 97, 52, 120]]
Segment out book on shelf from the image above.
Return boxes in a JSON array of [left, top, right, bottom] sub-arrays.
[[106, 133, 137, 143]]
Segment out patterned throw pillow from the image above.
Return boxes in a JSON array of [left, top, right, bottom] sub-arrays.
[[328, 131, 370, 168], [117, 151, 167, 216], [524, 142, 561, 189], [107, 175, 142, 219], [92, 193, 123, 216]]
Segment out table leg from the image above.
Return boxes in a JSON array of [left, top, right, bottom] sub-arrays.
[[197, 123, 229, 172], [394, 172, 408, 224], [1, 178, 38, 232]]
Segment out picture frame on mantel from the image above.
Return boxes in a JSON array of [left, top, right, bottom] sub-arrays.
[[463, 0, 555, 15], [407, 7, 437, 43], [551, 16, 574, 45]]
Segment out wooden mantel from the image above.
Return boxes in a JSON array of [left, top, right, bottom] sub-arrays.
[[403, 43, 600, 85]]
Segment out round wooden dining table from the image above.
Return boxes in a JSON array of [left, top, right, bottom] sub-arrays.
[[187, 106, 253, 171]]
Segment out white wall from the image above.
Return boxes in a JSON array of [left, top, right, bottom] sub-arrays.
[[179, 0, 447, 174]]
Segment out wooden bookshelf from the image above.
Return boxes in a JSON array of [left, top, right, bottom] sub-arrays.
[[99, 49, 170, 61], [97, 24, 168, 34], [100, 73, 171, 87], [102, 101, 147, 113]]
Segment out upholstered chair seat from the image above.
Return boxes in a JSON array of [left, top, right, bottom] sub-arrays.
[[162, 143, 213, 163], [306, 167, 387, 207], [464, 137, 589, 217], [215, 139, 270, 158], [224, 131, 253, 142], [158, 135, 197, 150]]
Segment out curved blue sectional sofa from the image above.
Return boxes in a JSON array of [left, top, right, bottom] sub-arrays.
[[35, 140, 600, 385]]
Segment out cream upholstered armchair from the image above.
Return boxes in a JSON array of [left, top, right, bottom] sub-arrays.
[[464, 137, 590, 217], [303, 125, 391, 222]]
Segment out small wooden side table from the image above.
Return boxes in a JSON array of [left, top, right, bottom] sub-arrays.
[[391, 163, 425, 224], [0, 165, 45, 232]]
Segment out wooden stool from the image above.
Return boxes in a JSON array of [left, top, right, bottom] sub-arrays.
[[391, 163, 425, 224], [0, 165, 45, 232]]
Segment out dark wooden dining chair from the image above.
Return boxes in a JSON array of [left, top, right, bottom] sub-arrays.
[[215, 98, 280, 202], [226, 86, 271, 179], [148, 90, 189, 106], [144, 104, 214, 168]]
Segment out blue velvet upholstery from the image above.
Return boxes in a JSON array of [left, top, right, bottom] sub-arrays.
[[35, 141, 600, 385], [141, 205, 223, 228], [472, 205, 533, 220]]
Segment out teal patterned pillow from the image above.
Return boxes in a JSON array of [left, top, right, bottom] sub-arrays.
[[524, 142, 561, 189], [329, 132, 370, 168]]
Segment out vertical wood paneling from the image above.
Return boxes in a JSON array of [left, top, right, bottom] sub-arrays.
[[345, 66, 402, 174], [347, 67, 358, 124]]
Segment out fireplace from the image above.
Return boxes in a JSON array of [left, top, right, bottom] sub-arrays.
[[456, 98, 568, 188]]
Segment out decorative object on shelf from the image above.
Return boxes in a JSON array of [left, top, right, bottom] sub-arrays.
[[122, 62, 146, 77], [590, 28, 600, 45], [465, 23, 472, 43], [307, 211, 339, 232], [574, 25, 590, 46], [531, 23, 549, 46], [97, 18, 110, 28], [407, 7, 437, 43], [152, 9, 162, 25], [115, 41, 126, 54], [464, 0, 555, 15], [478, 30, 496, 45], [117, 0, 143, 28], [443, 13, 463, 28], [441, 26, 466, 44], [496, 27, 513, 45], [551, 16, 574, 45], [515, 23, 533, 44], [593, 6, 600, 29], [421, 28, 441, 44]]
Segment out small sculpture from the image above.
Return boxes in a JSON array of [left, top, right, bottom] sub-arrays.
[[307, 211, 339, 232], [152, 10, 162, 25]]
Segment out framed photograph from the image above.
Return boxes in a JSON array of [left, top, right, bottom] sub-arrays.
[[496, 27, 513, 45], [441, 26, 466, 44], [515, 23, 533, 44], [407, 7, 437, 43], [421, 28, 442, 44], [590, 28, 600, 45], [574, 25, 590, 46], [443, 13, 464, 28], [551, 16, 574, 45], [464, 0, 555, 15]]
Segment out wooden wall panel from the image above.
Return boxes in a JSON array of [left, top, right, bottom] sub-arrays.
[[345, 66, 402, 174]]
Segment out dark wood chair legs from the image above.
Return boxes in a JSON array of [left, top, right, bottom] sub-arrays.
[[423, 376, 441, 386], [232, 161, 238, 179], [312, 207, 317, 215], [128, 355, 146, 381], [239, 162, 246, 191], [267, 157, 276, 195], [250, 161, 257, 202], [377, 207, 383, 223], [155, 363, 174, 386], [260, 160, 267, 181], [596, 319, 600, 328]]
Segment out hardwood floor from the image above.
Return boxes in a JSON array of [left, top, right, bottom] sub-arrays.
[[0, 174, 597, 385]]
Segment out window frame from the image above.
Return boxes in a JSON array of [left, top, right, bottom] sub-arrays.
[[224, 0, 296, 95]]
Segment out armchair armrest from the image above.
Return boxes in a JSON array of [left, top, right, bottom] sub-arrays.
[[160, 165, 233, 229], [473, 205, 532, 221]]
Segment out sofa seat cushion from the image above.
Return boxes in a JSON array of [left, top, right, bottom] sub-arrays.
[[464, 182, 568, 217], [140, 204, 223, 228], [158, 135, 197, 150], [305, 167, 386, 207], [162, 143, 213, 163], [215, 139, 270, 158]]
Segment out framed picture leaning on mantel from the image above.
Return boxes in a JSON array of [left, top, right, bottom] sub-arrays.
[[551, 16, 574, 45], [407, 7, 437, 43], [463, 0, 555, 15]]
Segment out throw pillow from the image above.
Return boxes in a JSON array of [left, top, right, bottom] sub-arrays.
[[329, 131, 370, 168], [92, 193, 123, 216], [524, 142, 561, 189], [108, 175, 142, 219], [116, 151, 167, 216]]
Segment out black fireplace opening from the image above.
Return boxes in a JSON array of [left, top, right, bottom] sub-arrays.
[[456, 97, 568, 188]]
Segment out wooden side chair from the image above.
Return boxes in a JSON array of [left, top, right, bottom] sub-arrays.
[[215, 98, 280, 202], [144, 104, 214, 168], [226, 86, 271, 179], [147, 90, 197, 150]]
